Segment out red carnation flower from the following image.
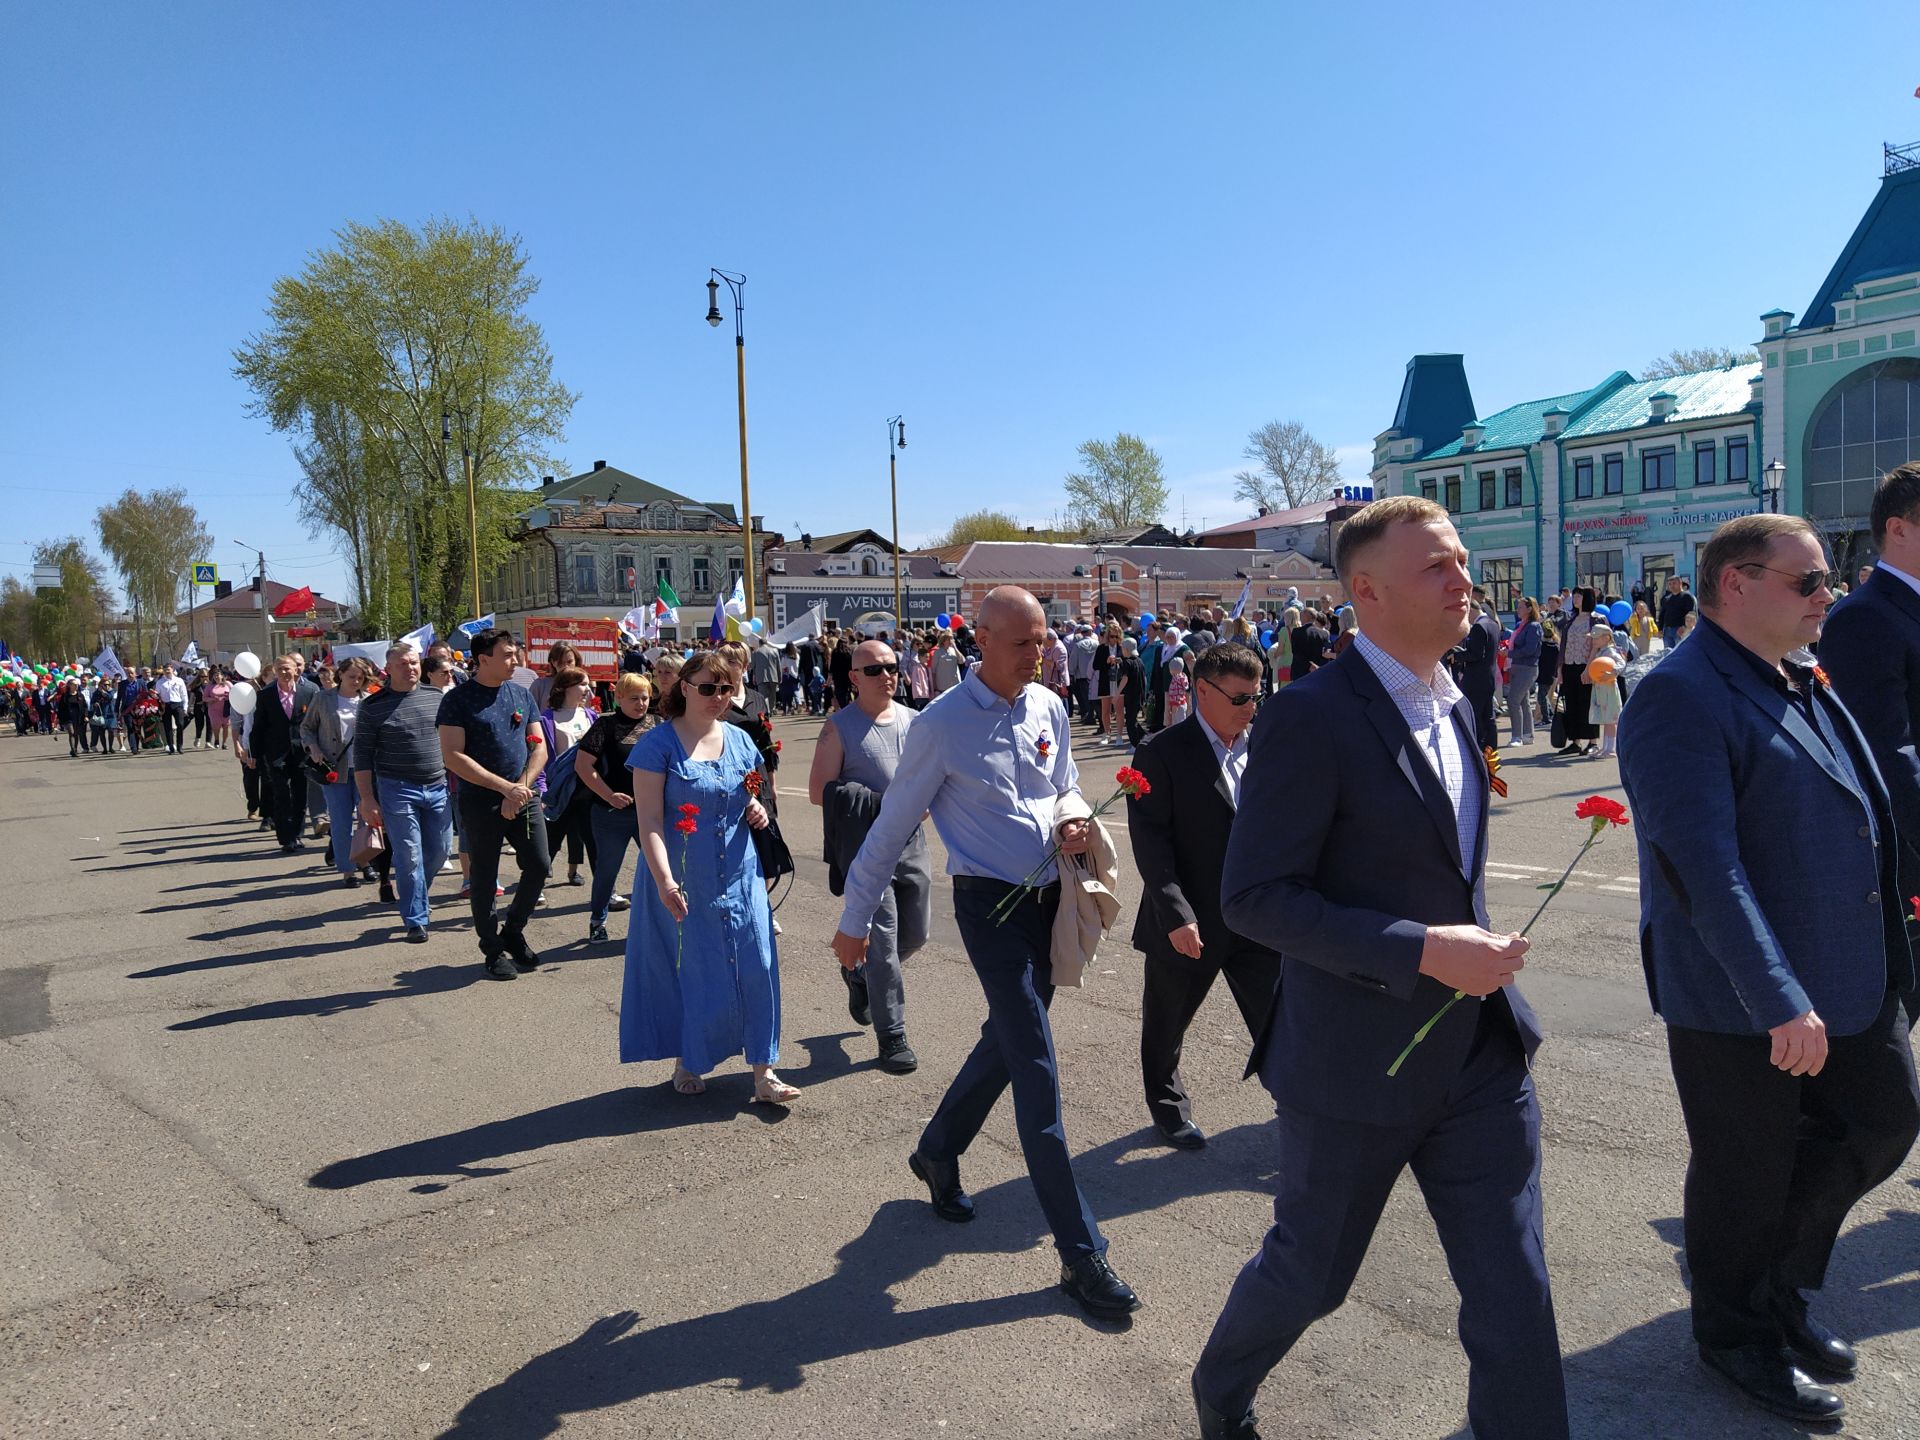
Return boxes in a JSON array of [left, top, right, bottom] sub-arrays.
[[674, 816, 698, 835], [1573, 795, 1630, 827], [678, 803, 700, 818], [324, 770, 339, 784], [1116, 766, 1151, 799], [1910, 896, 1920, 924]]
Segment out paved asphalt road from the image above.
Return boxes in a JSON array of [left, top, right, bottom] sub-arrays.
[[1, 710, 1916, 1440]]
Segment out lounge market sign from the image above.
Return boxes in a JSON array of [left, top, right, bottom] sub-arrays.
[[1562, 505, 1757, 536]]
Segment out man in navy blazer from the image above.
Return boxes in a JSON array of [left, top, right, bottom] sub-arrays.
[[1191, 497, 1567, 1440], [1620, 513, 1919, 1426], [1818, 462, 1920, 959]]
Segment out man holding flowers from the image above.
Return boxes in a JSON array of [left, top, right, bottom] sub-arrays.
[[831, 586, 1141, 1322], [1620, 512, 1920, 1425], [1192, 496, 1565, 1440]]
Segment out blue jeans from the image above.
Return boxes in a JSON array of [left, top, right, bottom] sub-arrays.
[[376, 777, 451, 928], [321, 775, 361, 876], [589, 802, 639, 928], [920, 880, 1104, 1260]]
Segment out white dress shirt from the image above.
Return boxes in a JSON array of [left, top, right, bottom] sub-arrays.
[[1354, 629, 1480, 866], [1193, 708, 1249, 808]]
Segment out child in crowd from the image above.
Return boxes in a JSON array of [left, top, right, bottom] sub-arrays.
[[1165, 655, 1191, 728], [1585, 622, 1626, 759]]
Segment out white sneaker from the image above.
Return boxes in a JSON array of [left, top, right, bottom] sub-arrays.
[[608, 894, 630, 912], [440, 858, 457, 873]]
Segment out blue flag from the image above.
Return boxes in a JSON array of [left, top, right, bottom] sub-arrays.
[[457, 614, 494, 638], [1229, 578, 1252, 621]]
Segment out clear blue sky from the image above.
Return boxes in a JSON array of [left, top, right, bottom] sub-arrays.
[[4, 1, 1917, 610]]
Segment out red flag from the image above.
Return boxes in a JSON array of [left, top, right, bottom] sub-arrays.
[[271, 584, 315, 618]]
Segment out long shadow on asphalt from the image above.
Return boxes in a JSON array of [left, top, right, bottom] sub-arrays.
[[307, 1031, 870, 1192], [1521, 1205, 1920, 1440], [433, 1126, 1271, 1439], [141, 878, 344, 914], [166, 962, 484, 1030], [131, 924, 398, 979]]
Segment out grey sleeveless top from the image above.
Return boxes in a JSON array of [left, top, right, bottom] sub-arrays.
[[829, 704, 914, 792]]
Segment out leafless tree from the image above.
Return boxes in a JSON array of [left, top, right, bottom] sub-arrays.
[[1640, 346, 1758, 379], [1234, 420, 1343, 513]]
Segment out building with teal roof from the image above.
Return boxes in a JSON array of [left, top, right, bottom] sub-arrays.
[[1370, 141, 1920, 605]]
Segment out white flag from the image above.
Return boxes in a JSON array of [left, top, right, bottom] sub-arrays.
[[399, 622, 436, 654], [93, 645, 127, 680], [179, 641, 202, 669]]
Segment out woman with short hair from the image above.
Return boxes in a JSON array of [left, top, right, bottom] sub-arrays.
[[539, 664, 599, 889], [300, 657, 386, 891]]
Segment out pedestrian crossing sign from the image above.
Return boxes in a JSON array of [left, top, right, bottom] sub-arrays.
[[192, 563, 218, 586]]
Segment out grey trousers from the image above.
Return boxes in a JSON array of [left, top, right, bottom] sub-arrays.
[[858, 840, 932, 1037]]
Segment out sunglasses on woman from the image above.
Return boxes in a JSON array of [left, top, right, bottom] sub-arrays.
[[1738, 564, 1838, 598], [684, 680, 729, 697], [859, 662, 900, 676]]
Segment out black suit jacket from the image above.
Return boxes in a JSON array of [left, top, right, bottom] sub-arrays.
[[1449, 613, 1500, 700], [246, 679, 319, 762], [1126, 714, 1275, 969], [1820, 567, 1920, 887], [1223, 646, 1543, 1126]]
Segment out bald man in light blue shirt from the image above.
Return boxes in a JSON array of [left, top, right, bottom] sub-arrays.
[[833, 587, 1141, 1321]]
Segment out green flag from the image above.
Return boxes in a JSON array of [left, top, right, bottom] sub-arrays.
[[655, 575, 681, 610]]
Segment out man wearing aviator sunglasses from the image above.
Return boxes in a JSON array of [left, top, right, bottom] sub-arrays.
[[1621, 512, 1919, 1425], [1125, 643, 1279, 1154]]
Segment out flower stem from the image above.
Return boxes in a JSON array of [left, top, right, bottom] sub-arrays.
[[1386, 990, 1464, 1076], [1516, 831, 1603, 937]]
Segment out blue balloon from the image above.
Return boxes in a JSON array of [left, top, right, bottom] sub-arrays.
[[1139, 611, 1155, 627], [936, 613, 951, 629], [748, 616, 764, 633], [1258, 628, 1273, 646], [1607, 600, 1632, 626]]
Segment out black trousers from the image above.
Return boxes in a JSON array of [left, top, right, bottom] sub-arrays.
[[1141, 944, 1283, 1135], [459, 790, 551, 955], [546, 785, 595, 872], [1559, 665, 1595, 742], [163, 701, 188, 752], [1666, 985, 1920, 1349], [262, 754, 306, 846], [242, 758, 263, 815]]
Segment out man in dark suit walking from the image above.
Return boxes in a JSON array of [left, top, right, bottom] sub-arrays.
[[1191, 496, 1565, 1440], [1819, 462, 1920, 949], [243, 653, 320, 854], [1126, 641, 1280, 1150], [1620, 512, 1919, 1425], [1448, 588, 1501, 750]]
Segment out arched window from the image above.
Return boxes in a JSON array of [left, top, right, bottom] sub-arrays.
[[861, 555, 877, 576], [1804, 358, 1920, 521]]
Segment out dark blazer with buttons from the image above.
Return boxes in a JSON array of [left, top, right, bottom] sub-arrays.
[[1126, 713, 1275, 969], [1222, 645, 1543, 1127], [1818, 566, 1920, 889], [1619, 617, 1915, 1038], [245, 678, 319, 763]]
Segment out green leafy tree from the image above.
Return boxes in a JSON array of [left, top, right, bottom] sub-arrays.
[[1641, 346, 1758, 378], [95, 487, 211, 662], [2, 538, 111, 661], [233, 217, 576, 630], [1063, 433, 1168, 533], [924, 509, 1031, 547]]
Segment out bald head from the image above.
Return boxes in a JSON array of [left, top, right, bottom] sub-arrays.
[[977, 586, 1044, 630], [974, 586, 1048, 700], [849, 637, 897, 714]]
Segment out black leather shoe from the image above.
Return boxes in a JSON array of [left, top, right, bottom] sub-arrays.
[[1192, 1376, 1261, 1438], [483, 950, 519, 981], [404, 925, 428, 944], [1157, 1122, 1207, 1150], [907, 1151, 974, 1222], [1060, 1253, 1141, 1319], [378, 879, 396, 904], [843, 967, 871, 1027], [501, 930, 541, 973], [877, 1033, 918, 1074], [1700, 1344, 1844, 1424], [1775, 1304, 1857, 1380]]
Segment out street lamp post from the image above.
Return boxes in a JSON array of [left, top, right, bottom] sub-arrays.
[[706, 270, 756, 621], [887, 416, 907, 632], [1091, 543, 1107, 621], [1762, 458, 1786, 515], [442, 408, 482, 624]]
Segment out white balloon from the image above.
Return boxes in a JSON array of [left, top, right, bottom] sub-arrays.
[[233, 651, 262, 680], [227, 680, 257, 716], [511, 666, 538, 687]]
